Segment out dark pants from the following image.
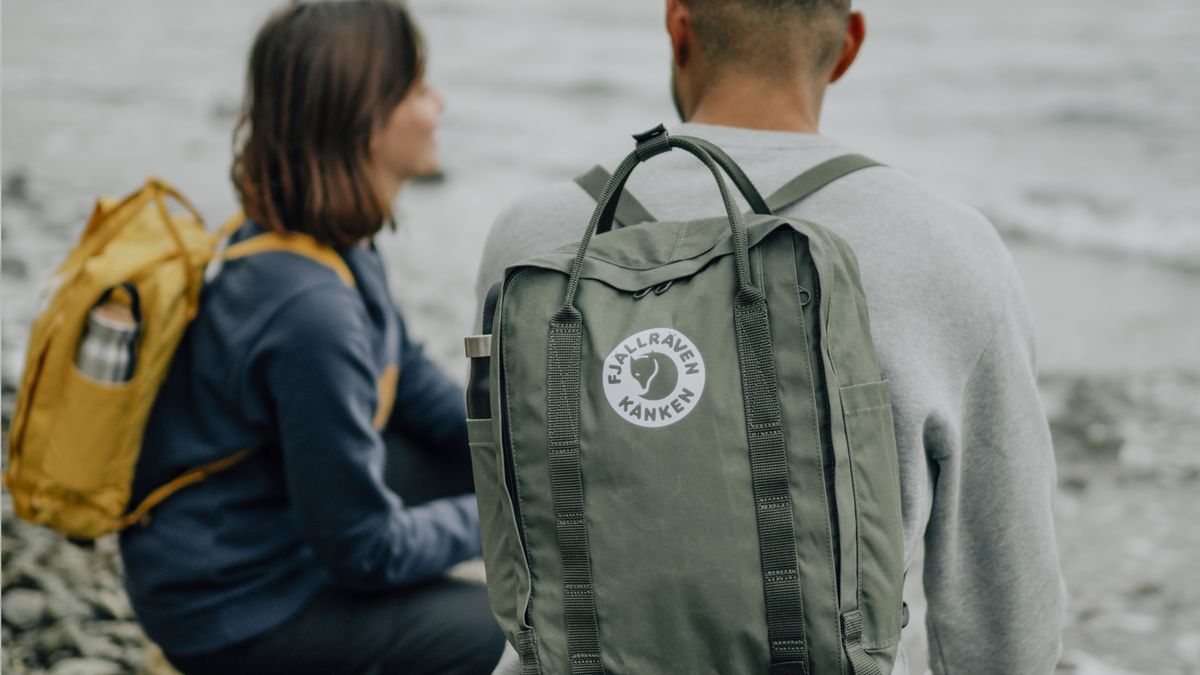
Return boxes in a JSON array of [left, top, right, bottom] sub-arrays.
[[167, 430, 504, 675]]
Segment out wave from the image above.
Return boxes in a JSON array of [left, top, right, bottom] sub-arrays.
[[984, 192, 1200, 274]]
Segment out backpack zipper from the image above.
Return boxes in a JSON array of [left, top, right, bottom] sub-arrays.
[[497, 286, 535, 629], [794, 244, 844, 596]]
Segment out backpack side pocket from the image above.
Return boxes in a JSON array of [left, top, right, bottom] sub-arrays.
[[468, 417, 534, 651], [840, 380, 904, 649]]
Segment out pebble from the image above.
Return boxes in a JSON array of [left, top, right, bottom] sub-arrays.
[[77, 635, 127, 663], [36, 622, 76, 660], [49, 657, 126, 675], [2, 492, 165, 673], [88, 590, 133, 622], [2, 588, 49, 630]]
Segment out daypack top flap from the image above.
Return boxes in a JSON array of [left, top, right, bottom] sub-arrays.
[[509, 214, 807, 292]]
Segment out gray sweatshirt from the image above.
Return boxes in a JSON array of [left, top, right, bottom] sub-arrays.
[[475, 123, 1065, 675]]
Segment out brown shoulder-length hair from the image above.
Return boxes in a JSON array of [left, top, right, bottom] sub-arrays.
[[232, 0, 425, 249]]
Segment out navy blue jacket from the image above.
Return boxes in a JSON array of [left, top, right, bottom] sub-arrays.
[[120, 222, 481, 655]]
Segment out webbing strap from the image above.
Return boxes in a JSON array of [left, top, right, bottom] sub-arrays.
[[545, 316, 604, 675], [841, 611, 883, 675], [224, 231, 355, 288], [115, 447, 256, 531], [213, 211, 246, 243], [517, 628, 543, 675], [764, 154, 880, 214], [574, 165, 657, 229], [734, 298, 809, 674], [575, 153, 880, 223]]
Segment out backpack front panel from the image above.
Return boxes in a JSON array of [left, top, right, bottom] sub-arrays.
[[501, 248, 769, 673], [485, 215, 904, 674]]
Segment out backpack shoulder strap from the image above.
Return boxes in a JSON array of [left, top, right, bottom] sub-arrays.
[[112, 229, 354, 532], [223, 231, 356, 288], [764, 154, 881, 213], [574, 165, 658, 229], [573, 153, 882, 224], [115, 447, 256, 531]]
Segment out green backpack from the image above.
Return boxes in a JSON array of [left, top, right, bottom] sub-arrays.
[[466, 126, 904, 675]]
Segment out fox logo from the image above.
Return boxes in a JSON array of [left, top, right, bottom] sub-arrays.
[[629, 352, 677, 401], [603, 328, 705, 428]]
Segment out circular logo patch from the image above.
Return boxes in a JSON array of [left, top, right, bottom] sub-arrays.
[[602, 328, 706, 428]]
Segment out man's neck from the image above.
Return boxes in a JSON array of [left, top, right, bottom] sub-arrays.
[[686, 74, 824, 134]]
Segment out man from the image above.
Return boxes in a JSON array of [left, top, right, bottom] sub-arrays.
[[476, 1, 1065, 673]]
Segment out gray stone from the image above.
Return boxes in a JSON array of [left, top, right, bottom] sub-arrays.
[[70, 629, 126, 662], [31, 570, 93, 621], [92, 620, 149, 644], [37, 622, 75, 660], [49, 657, 126, 675], [88, 589, 133, 621], [3, 587, 49, 630]]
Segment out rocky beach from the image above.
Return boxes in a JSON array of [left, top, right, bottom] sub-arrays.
[[4, 1, 1198, 673]]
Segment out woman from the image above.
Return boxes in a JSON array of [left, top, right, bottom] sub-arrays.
[[119, 2, 505, 673]]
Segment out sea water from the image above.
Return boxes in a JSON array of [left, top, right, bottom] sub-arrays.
[[3, 3, 1199, 671], [3, 0, 1197, 373]]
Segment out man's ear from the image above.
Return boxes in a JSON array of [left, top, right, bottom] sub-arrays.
[[666, 0, 693, 69], [829, 11, 866, 84]]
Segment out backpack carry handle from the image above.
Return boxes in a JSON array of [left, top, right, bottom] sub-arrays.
[[558, 126, 761, 320], [592, 135, 770, 235], [146, 180, 208, 319], [684, 137, 770, 214]]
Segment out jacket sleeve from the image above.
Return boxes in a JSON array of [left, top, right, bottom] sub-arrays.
[[923, 269, 1066, 673], [385, 312, 470, 455], [258, 286, 482, 591]]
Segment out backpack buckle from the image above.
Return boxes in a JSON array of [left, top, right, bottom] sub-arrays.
[[633, 123, 671, 161], [632, 123, 667, 144]]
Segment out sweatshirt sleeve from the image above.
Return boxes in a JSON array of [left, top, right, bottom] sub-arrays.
[[923, 269, 1066, 673], [257, 285, 482, 591], [386, 312, 470, 455]]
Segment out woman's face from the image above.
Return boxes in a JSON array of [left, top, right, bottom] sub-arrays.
[[368, 78, 444, 198]]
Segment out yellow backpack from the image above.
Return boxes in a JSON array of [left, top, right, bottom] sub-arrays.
[[3, 179, 353, 540]]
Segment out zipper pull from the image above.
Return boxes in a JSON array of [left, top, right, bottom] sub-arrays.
[[633, 280, 676, 301]]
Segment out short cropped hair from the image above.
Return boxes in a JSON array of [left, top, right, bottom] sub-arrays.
[[232, 0, 425, 249], [690, 0, 851, 76]]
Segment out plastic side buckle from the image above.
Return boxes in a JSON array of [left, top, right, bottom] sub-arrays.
[[633, 123, 671, 161]]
